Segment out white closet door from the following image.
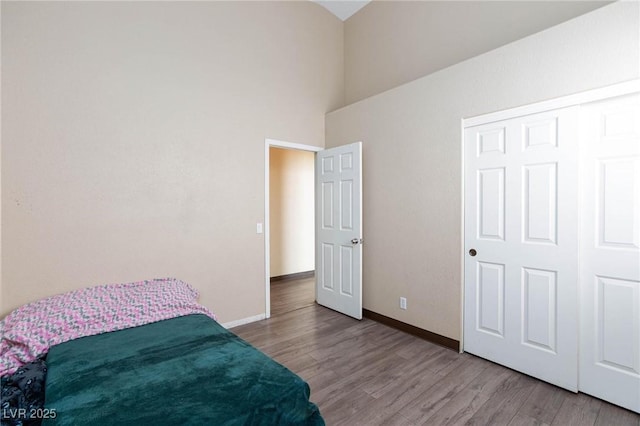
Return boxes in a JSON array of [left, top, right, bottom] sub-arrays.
[[579, 93, 640, 413], [464, 107, 579, 391]]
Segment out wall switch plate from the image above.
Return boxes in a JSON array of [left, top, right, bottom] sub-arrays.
[[400, 297, 407, 310], [256, 223, 263, 234]]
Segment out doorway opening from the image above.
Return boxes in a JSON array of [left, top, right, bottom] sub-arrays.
[[270, 274, 316, 316], [264, 139, 322, 318]]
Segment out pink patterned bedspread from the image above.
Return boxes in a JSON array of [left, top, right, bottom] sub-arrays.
[[0, 278, 216, 377]]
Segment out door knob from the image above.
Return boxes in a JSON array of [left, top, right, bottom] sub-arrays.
[[469, 249, 477, 256], [351, 238, 363, 245]]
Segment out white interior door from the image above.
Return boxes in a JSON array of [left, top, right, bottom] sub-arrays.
[[579, 93, 640, 413], [316, 142, 363, 319], [464, 108, 579, 391]]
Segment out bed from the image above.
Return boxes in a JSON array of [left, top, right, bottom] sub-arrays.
[[0, 279, 324, 426]]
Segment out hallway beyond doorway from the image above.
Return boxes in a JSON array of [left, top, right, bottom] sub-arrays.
[[270, 274, 315, 316]]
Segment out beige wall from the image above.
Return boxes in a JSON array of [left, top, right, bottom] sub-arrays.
[[1, 1, 343, 321], [345, 0, 611, 104], [269, 148, 315, 277], [327, 2, 639, 340]]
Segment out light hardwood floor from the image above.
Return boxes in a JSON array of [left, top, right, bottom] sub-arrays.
[[233, 278, 640, 426]]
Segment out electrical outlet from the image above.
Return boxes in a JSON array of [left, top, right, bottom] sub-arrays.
[[400, 297, 407, 310]]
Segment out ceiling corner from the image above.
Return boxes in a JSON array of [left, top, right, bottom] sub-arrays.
[[312, 0, 371, 21]]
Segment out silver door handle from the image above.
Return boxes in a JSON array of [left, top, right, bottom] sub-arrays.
[[351, 238, 363, 245]]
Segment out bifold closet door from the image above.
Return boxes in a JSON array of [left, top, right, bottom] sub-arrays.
[[464, 107, 580, 391], [579, 93, 640, 414]]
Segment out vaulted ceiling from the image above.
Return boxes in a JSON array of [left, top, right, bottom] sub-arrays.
[[313, 0, 371, 21]]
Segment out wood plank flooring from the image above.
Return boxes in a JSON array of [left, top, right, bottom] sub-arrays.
[[233, 278, 640, 426], [269, 276, 315, 316]]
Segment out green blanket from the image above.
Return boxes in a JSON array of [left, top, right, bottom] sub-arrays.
[[42, 315, 324, 426]]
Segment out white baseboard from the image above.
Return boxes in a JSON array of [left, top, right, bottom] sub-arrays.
[[221, 313, 266, 329]]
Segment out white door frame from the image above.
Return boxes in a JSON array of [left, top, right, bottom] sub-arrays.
[[264, 138, 322, 319], [460, 79, 640, 350]]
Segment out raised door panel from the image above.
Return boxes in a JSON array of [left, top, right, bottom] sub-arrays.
[[596, 277, 640, 375], [476, 262, 505, 337], [522, 268, 557, 353], [321, 243, 334, 291], [598, 158, 639, 249], [321, 182, 334, 229], [477, 168, 505, 241], [340, 246, 354, 296], [340, 180, 354, 230], [477, 127, 506, 156], [523, 163, 558, 245], [523, 117, 558, 150]]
